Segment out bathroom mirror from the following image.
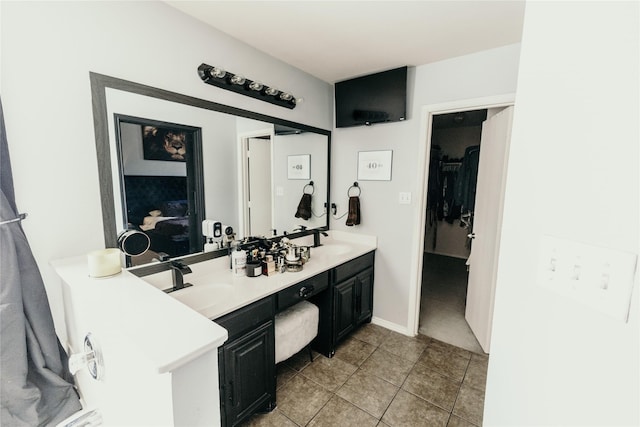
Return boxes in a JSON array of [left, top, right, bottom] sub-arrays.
[[90, 73, 330, 266]]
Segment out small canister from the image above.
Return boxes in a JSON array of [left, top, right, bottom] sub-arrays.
[[246, 261, 263, 277]]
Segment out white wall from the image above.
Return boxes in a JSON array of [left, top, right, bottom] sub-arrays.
[[484, 2, 639, 425], [331, 43, 522, 331], [273, 132, 328, 233], [1, 1, 332, 338]]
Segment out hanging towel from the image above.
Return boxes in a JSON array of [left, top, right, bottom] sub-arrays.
[[345, 196, 361, 226], [294, 193, 312, 220], [0, 97, 82, 425]]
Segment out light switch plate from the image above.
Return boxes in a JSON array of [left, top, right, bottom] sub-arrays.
[[399, 192, 411, 204], [537, 235, 638, 322]]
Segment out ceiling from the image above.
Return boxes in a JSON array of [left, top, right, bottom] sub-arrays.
[[165, 1, 526, 83]]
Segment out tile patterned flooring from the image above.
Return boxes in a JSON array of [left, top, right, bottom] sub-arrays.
[[243, 323, 488, 427]]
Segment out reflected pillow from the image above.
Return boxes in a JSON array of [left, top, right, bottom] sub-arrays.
[[161, 200, 188, 217]]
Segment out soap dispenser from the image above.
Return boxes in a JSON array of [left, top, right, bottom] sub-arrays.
[[231, 245, 247, 277]]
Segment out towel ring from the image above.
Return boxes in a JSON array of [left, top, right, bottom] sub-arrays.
[[303, 181, 315, 195], [347, 182, 361, 197]]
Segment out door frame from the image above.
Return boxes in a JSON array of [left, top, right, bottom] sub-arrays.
[[237, 128, 275, 238], [408, 94, 516, 336]]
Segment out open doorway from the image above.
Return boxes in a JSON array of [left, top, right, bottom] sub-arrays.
[[417, 104, 514, 355], [419, 109, 486, 354]]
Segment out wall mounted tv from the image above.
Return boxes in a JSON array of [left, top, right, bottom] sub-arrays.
[[335, 66, 407, 128]]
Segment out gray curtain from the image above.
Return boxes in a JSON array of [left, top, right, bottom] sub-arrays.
[[0, 98, 82, 425]]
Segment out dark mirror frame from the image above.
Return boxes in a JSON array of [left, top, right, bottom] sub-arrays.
[[90, 72, 331, 258]]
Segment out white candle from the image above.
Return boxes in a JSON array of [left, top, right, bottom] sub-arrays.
[[87, 249, 122, 278]]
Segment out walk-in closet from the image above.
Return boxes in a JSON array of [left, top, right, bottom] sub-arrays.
[[419, 109, 486, 354]]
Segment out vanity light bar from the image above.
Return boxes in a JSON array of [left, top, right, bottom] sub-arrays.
[[197, 63, 297, 109]]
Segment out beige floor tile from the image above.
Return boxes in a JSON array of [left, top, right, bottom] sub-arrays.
[[276, 363, 297, 390], [381, 389, 450, 427], [351, 322, 393, 347], [403, 362, 460, 411], [277, 374, 333, 426], [470, 352, 489, 364], [447, 414, 479, 427], [242, 408, 298, 427], [308, 395, 379, 427], [359, 348, 415, 386], [379, 331, 428, 362], [301, 355, 357, 392], [417, 346, 470, 383], [452, 383, 485, 426], [334, 336, 377, 366], [336, 370, 399, 418], [429, 338, 473, 360], [283, 348, 318, 372], [462, 357, 488, 391]]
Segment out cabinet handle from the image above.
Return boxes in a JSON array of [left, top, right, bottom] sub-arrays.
[[298, 285, 314, 298]]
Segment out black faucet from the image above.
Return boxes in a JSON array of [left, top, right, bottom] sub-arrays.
[[313, 230, 329, 247], [165, 259, 193, 293]]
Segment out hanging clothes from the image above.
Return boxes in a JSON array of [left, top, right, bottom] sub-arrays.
[[439, 163, 461, 223], [454, 145, 480, 214], [0, 98, 81, 425], [426, 147, 441, 250]]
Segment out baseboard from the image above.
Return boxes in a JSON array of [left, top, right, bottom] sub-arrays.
[[371, 316, 413, 337]]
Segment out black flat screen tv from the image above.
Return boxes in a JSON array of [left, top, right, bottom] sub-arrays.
[[335, 66, 407, 128]]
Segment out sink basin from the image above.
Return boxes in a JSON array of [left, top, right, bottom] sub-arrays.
[[170, 283, 234, 312]]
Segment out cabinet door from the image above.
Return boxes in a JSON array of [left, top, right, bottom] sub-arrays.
[[356, 267, 374, 324], [222, 321, 275, 427], [334, 279, 356, 342]]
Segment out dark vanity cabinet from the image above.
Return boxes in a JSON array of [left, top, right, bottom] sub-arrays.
[[214, 250, 375, 424], [216, 297, 276, 427], [334, 267, 374, 341], [311, 251, 375, 357]]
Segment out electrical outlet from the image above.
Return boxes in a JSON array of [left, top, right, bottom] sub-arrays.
[[537, 235, 638, 322]]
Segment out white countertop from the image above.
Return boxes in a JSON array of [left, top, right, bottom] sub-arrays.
[[141, 230, 378, 320], [52, 230, 376, 374]]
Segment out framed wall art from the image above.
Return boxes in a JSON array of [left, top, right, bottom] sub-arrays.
[[357, 150, 393, 181], [287, 154, 311, 179]]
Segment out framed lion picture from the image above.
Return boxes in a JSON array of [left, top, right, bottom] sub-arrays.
[[142, 124, 191, 162]]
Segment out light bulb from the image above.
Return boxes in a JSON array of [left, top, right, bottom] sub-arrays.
[[210, 67, 226, 79], [230, 74, 246, 85], [249, 81, 264, 91], [279, 92, 293, 101], [265, 87, 279, 96]]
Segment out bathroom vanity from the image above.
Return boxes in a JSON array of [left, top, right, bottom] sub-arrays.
[[52, 230, 376, 426], [213, 247, 375, 426]]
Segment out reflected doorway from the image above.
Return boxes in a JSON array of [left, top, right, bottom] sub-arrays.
[[246, 136, 273, 237]]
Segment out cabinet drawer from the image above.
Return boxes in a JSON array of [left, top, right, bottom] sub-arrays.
[[215, 297, 274, 341], [333, 251, 375, 284], [277, 271, 329, 311]]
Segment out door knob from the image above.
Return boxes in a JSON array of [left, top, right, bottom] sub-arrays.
[[467, 233, 476, 239]]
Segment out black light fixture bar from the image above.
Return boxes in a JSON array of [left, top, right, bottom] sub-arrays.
[[197, 63, 297, 109]]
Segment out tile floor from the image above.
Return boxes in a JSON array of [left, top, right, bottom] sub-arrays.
[[242, 323, 488, 427]]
